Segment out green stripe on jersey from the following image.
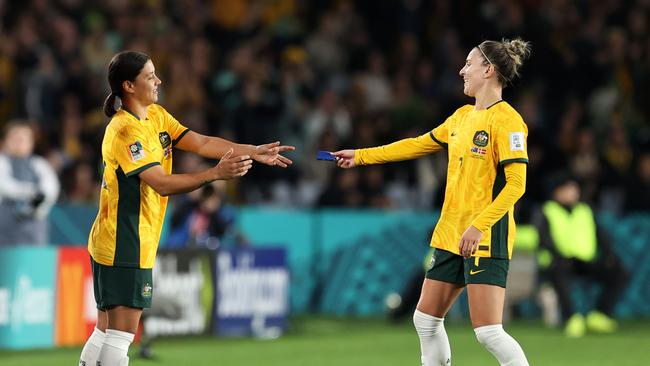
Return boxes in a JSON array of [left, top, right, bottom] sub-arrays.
[[114, 166, 141, 267]]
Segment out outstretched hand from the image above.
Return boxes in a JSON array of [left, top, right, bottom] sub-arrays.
[[332, 150, 356, 169], [253, 141, 295, 168]]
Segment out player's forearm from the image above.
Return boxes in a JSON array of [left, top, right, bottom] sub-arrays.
[[354, 133, 443, 165], [197, 136, 256, 159], [471, 163, 526, 232], [148, 169, 218, 197]]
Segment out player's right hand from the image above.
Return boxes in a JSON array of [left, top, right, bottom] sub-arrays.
[[214, 148, 253, 180], [332, 149, 356, 169]]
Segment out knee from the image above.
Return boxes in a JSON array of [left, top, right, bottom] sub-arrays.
[[474, 324, 503, 346], [413, 309, 445, 336]]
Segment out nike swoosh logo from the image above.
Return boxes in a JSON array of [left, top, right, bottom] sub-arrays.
[[469, 269, 485, 275], [451, 132, 457, 136]]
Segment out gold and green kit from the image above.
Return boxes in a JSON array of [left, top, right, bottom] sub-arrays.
[[356, 101, 528, 259], [88, 104, 189, 268]]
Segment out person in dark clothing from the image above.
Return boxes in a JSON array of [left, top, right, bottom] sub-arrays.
[[534, 172, 629, 338], [167, 182, 245, 249], [623, 151, 650, 213]]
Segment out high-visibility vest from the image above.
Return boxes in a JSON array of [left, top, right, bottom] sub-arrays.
[[542, 201, 597, 262]]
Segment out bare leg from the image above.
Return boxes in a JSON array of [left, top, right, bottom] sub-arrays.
[[468, 284, 528, 366], [414, 279, 464, 366], [106, 306, 142, 334], [467, 284, 504, 327], [416, 279, 464, 317], [97, 309, 108, 332], [96, 306, 142, 366]]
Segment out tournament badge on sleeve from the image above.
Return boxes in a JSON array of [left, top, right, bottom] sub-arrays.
[[129, 141, 145, 161], [159, 132, 172, 158]]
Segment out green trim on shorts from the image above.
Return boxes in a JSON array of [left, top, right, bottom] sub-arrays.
[[425, 249, 509, 287], [91, 257, 153, 309]]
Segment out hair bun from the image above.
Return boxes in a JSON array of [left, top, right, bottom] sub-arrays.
[[502, 38, 532, 67]]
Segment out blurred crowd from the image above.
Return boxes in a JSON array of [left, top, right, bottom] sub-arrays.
[[0, 0, 649, 220]]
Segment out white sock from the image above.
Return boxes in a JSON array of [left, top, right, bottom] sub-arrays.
[[413, 309, 452, 365], [474, 324, 529, 366], [79, 327, 106, 366], [97, 329, 134, 366]]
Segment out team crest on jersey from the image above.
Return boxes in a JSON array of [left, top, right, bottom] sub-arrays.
[[128, 141, 145, 161], [142, 283, 153, 298], [159, 132, 172, 158], [473, 130, 489, 147]]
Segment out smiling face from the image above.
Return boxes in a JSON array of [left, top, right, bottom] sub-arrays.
[[459, 47, 490, 97], [124, 60, 161, 106]]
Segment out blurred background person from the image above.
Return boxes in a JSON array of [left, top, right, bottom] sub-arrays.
[[534, 172, 629, 338], [0, 120, 59, 246], [166, 181, 246, 250]]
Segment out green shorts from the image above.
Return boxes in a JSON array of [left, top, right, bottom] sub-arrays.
[[425, 249, 509, 288], [91, 257, 153, 309]]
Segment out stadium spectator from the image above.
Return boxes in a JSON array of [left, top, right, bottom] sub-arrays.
[[534, 172, 629, 338], [333, 38, 533, 366], [166, 181, 245, 249], [623, 150, 650, 213], [0, 120, 59, 246], [0, 1, 647, 214]]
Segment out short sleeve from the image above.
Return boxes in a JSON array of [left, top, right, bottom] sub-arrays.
[[158, 105, 190, 146], [113, 126, 161, 177], [495, 117, 528, 165]]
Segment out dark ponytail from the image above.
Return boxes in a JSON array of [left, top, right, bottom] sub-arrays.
[[103, 51, 151, 118], [103, 92, 119, 117]]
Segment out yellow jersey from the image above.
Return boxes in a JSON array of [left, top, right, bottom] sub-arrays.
[[356, 101, 528, 259], [88, 104, 189, 268]]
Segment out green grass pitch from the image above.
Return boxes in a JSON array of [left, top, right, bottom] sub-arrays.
[[0, 317, 646, 365]]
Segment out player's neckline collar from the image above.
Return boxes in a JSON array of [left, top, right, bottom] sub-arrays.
[[474, 100, 504, 111], [122, 107, 141, 120], [121, 107, 148, 121]]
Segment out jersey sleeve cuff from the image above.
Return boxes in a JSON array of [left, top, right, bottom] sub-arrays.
[[172, 128, 191, 147], [354, 149, 365, 165], [125, 162, 161, 177], [498, 158, 528, 166], [470, 219, 490, 233]]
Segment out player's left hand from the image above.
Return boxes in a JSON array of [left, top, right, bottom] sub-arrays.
[[253, 141, 295, 167], [459, 225, 482, 258]]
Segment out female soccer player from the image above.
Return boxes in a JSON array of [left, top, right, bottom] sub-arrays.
[[334, 39, 532, 365], [79, 51, 294, 366]]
